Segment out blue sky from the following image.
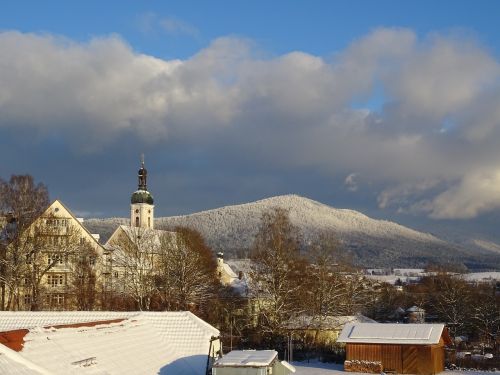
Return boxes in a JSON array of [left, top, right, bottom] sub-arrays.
[[3, 1, 500, 58], [2, 1, 500, 243]]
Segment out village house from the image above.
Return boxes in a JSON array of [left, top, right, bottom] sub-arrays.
[[2, 199, 105, 311]]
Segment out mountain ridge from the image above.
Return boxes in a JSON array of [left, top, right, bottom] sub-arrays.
[[84, 194, 500, 270]]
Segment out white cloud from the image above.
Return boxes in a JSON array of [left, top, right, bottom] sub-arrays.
[[427, 169, 500, 219], [344, 173, 359, 192], [1, 28, 500, 218]]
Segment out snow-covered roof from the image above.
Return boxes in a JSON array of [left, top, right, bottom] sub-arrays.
[[219, 261, 248, 295], [107, 225, 176, 247], [0, 311, 219, 375], [280, 360, 296, 373], [222, 262, 238, 279], [213, 350, 277, 367], [406, 305, 425, 312], [0, 343, 51, 375], [338, 323, 446, 345]]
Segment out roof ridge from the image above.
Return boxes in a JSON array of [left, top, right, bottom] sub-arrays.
[[184, 311, 220, 336]]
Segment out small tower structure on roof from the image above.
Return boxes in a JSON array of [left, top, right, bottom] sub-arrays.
[[130, 154, 154, 229]]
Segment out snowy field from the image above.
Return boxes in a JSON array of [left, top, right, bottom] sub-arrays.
[[365, 271, 500, 285], [291, 361, 500, 374]]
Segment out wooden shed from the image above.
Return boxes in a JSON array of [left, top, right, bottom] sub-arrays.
[[337, 323, 451, 375]]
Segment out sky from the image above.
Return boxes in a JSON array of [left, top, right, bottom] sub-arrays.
[[2, 1, 500, 241]]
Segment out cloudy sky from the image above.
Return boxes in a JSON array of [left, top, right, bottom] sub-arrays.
[[2, 1, 500, 240]]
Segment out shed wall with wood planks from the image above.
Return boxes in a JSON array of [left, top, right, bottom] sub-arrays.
[[345, 343, 445, 374]]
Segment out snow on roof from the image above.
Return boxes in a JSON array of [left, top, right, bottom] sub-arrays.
[[222, 262, 238, 279], [115, 224, 176, 246], [406, 306, 425, 312], [0, 311, 132, 332], [0, 311, 219, 375], [337, 323, 445, 345], [280, 360, 296, 373], [213, 350, 277, 367], [219, 262, 248, 296], [0, 344, 50, 375]]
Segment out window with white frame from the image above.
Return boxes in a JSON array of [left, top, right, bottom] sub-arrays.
[[47, 274, 64, 287]]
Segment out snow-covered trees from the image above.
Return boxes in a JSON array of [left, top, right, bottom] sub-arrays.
[[429, 275, 472, 337], [469, 285, 499, 350]]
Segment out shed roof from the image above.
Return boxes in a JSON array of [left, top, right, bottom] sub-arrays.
[[213, 350, 277, 368], [337, 323, 446, 345]]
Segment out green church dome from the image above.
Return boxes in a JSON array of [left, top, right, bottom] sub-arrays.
[[131, 190, 154, 204]]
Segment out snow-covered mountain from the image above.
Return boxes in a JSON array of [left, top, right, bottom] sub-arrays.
[[84, 195, 500, 269]]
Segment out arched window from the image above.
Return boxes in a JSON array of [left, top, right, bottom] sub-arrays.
[[148, 217, 151, 228], [135, 217, 139, 227]]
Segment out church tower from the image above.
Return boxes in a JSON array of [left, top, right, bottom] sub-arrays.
[[130, 155, 154, 229]]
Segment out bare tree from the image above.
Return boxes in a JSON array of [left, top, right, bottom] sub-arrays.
[[69, 242, 98, 310], [305, 232, 357, 317], [470, 285, 499, 351], [0, 210, 99, 311], [428, 274, 473, 337], [157, 227, 217, 315], [249, 208, 306, 336], [0, 175, 49, 310], [0, 175, 49, 230], [109, 226, 159, 310]]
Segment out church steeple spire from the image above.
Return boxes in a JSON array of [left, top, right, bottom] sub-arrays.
[[137, 153, 148, 191], [130, 154, 155, 228]]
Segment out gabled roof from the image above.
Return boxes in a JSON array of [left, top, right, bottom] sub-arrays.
[[105, 224, 177, 250], [213, 350, 277, 368], [45, 200, 104, 248], [337, 323, 446, 345], [0, 311, 220, 375]]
